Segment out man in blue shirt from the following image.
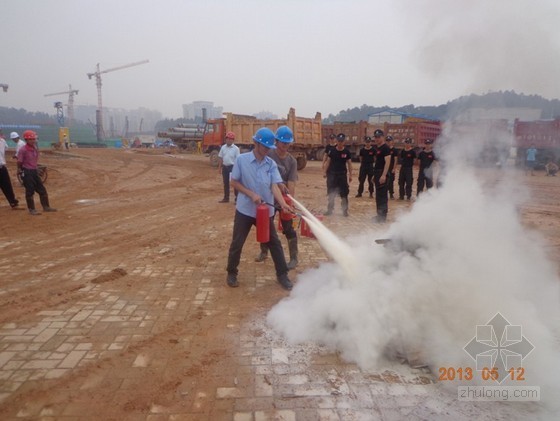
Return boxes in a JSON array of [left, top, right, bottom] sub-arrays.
[[525, 144, 537, 176], [226, 127, 295, 290]]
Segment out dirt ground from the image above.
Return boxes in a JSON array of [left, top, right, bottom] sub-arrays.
[[0, 148, 559, 420]]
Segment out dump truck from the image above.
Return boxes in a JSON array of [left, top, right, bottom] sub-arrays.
[[202, 108, 322, 170], [514, 117, 560, 167]]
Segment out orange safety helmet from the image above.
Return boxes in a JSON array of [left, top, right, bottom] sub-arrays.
[[23, 130, 37, 140], [225, 131, 235, 140]]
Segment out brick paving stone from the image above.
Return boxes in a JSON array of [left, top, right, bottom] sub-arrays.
[[58, 350, 87, 368]]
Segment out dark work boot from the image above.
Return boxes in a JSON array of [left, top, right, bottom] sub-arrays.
[[342, 197, 349, 217], [255, 243, 268, 262], [226, 273, 239, 288], [277, 273, 293, 291], [287, 238, 298, 270], [39, 193, 50, 209]]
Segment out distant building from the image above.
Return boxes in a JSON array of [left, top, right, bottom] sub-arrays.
[[368, 109, 438, 125], [182, 101, 223, 121]]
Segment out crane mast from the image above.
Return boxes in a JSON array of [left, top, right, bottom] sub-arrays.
[[87, 60, 149, 142], [44, 84, 79, 124]]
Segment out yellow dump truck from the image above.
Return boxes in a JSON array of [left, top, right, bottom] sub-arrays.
[[202, 108, 323, 170]]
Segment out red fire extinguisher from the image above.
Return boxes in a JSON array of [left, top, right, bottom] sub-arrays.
[[256, 203, 270, 243], [279, 195, 295, 222]]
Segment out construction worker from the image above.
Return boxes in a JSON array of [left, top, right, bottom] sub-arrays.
[[386, 135, 398, 199], [398, 137, 416, 201], [0, 131, 19, 209], [323, 133, 338, 202], [525, 143, 537, 176], [323, 133, 352, 216], [355, 136, 375, 198], [217, 131, 240, 203], [372, 129, 391, 223], [17, 130, 56, 215], [323, 133, 337, 164], [255, 126, 299, 269], [417, 139, 437, 196], [226, 127, 295, 290], [10, 132, 25, 158]]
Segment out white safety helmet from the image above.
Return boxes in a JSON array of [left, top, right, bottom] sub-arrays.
[[10, 132, 19, 139]]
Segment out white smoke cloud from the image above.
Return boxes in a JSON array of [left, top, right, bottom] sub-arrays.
[[268, 133, 560, 415]]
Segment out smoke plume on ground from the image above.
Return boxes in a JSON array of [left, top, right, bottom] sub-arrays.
[[268, 132, 560, 413]]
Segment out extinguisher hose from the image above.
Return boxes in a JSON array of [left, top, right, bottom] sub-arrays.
[[262, 201, 302, 218]]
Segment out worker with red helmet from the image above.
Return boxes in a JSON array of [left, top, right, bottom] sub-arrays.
[[17, 130, 57, 215], [217, 131, 240, 203]]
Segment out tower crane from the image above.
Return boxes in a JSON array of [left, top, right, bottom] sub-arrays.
[[0, 84, 8, 93], [44, 84, 79, 124], [87, 59, 149, 141]]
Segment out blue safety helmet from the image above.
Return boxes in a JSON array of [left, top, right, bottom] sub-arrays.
[[252, 127, 277, 149], [275, 125, 294, 143]]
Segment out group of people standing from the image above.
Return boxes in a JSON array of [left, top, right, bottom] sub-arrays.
[[0, 130, 56, 215], [322, 129, 438, 223], [218, 126, 439, 291]]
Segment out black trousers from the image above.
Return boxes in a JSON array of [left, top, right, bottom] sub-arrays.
[[374, 169, 388, 220], [417, 167, 434, 195], [0, 166, 17, 206], [398, 166, 414, 199], [22, 168, 49, 211], [221, 165, 237, 201], [357, 164, 374, 195], [326, 171, 349, 212], [227, 210, 288, 276], [387, 171, 395, 196]]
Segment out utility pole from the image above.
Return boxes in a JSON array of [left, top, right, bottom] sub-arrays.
[[87, 60, 149, 142]]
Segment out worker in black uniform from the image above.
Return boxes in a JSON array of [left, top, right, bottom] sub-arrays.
[[398, 137, 416, 201], [417, 139, 437, 197], [323, 133, 352, 216], [355, 136, 375, 198], [385, 135, 399, 199], [373, 129, 391, 223], [323, 133, 337, 193]]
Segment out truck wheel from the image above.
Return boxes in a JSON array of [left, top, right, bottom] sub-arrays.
[[209, 150, 220, 167], [315, 149, 325, 162], [296, 155, 307, 171]]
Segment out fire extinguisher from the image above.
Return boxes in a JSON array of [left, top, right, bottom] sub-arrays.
[[279, 195, 295, 222], [256, 203, 270, 243]]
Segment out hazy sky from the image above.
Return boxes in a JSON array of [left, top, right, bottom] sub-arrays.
[[2, 0, 559, 119]]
